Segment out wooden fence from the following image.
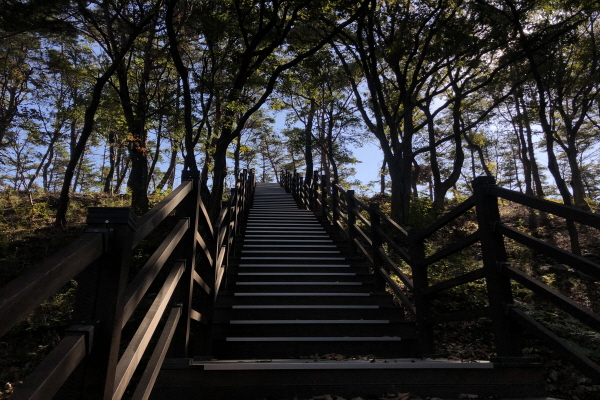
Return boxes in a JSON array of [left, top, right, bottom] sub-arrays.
[[0, 169, 255, 400], [282, 170, 600, 379]]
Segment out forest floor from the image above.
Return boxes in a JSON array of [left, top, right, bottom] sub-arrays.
[[0, 191, 599, 399]]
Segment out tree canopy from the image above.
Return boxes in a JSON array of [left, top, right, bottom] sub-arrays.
[[0, 0, 598, 235]]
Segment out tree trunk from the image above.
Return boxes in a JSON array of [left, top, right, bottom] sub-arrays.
[[104, 140, 116, 193], [304, 99, 316, 185], [54, 8, 155, 226]]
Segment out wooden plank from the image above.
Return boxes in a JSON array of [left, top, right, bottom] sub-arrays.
[[505, 265, 600, 331], [491, 186, 600, 230], [377, 267, 416, 315], [193, 270, 211, 296], [0, 233, 104, 338], [195, 230, 213, 265], [353, 224, 372, 246], [431, 307, 489, 324], [113, 263, 184, 400], [425, 268, 486, 296], [198, 197, 214, 238], [374, 208, 409, 238], [350, 192, 369, 212], [377, 247, 413, 290], [133, 180, 192, 248], [122, 219, 189, 327], [335, 220, 349, 238], [423, 232, 480, 267], [497, 224, 600, 280], [375, 227, 410, 263], [354, 238, 373, 264], [509, 306, 600, 380], [190, 309, 203, 323], [416, 196, 475, 241], [131, 307, 181, 400], [12, 329, 90, 400], [332, 183, 346, 196], [351, 207, 371, 228]]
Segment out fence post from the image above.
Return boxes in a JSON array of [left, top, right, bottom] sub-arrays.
[[311, 170, 319, 212], [408, 228, 435, 355], [320, 174, 328, 220], [331, 179, 339, 228], [472, 176, 522, 360], [347, 190, 357, 254], [72, 207, 136, 399], [369, 203, 387, 292], [171, 171, 200, 358]]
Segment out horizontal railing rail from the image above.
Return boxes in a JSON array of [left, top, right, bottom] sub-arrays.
[[2, 168, 255, 399]]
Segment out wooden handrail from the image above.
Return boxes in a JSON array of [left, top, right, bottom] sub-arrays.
[[415, 196, 475, 241], [497, 223, 600, 280], [0, 232, 106, 338], [133, 180, 192, 248], [5, 168, 256, 399], [302, 173, 600, 381], [122, 219, 189, 327], [491, 186, 600, 229]]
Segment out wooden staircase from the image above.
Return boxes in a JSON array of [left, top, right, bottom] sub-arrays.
[[151, 183, 546, 399], [213, 182, 419, 359]]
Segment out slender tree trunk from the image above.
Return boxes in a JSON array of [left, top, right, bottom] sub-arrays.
[[514, 94, 533, 195], [73, 146, 86, 193], [54, 15, 154, 226], [304, 99, 316, 185], [114, 155, 130, 194], [155, 149, 177, 194], [104, 138, 116, 193]]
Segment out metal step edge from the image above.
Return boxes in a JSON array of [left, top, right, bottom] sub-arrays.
[[195, 360, 493, 371], [240, 257, 347, 261], [233, 293, 371, 296], [231, 305, 380, 309], [235, 282, 362, 286], [242, 243, 337, 249], [228, 320, 390, 324], [242, 251, 341, 254], [225, 337, 404, 342], [238, 264, 351, 268], [237, 273, 356, 276]]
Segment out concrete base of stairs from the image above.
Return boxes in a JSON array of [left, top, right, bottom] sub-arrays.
[[150, 357, 546, 399]]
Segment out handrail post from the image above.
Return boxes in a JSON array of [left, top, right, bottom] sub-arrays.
[[72, 207, 136, 399], [409, 228, 435, 355], [331, 179, 339, 227], [473, 176, 522, 360], [347, 190, 357, 254], [171, 171, 200, 357], [320, 174, 328, 221], [292, 170, 298, 202], [311, 170, 319, 212], [369, 203, 387, 292]]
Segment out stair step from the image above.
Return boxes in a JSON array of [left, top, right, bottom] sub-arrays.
[[213, 306, 400, 321], [217, 293, 394, 305], [225, 336, 402, 341], [212, 337, 420, 358], [233, 292, 371, 296], [152, 359, 546, 400], [228, 320, 389, 324]]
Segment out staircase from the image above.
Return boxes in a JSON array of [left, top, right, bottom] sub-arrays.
[[151, 183, 546, 399]]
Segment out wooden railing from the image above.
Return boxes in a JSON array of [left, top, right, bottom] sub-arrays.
[[0, 169, 255, 400], [282, 170, 600, 379]]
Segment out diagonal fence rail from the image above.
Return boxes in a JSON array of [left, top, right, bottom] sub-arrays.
[[0, 169, 255, 400], [283, 170, 600, 380]]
